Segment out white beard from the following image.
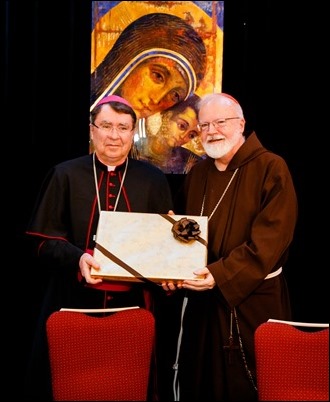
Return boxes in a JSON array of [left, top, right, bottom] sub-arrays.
[[202, 139, 232, 159]]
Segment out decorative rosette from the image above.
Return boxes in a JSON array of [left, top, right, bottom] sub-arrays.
[[172, 217, 201, 243]]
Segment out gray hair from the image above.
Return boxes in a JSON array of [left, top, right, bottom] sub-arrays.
[[198, 93, 244, 118]]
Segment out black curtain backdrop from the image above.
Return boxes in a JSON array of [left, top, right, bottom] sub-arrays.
[[4, 1, 326, 399]]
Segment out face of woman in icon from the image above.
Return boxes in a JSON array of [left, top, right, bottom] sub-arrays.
[[118, 57, 189, 119]]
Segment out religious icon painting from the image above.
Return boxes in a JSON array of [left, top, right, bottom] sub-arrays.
[[90, 1, 224, 174]]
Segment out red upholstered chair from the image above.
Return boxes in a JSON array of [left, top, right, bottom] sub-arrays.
[[46, 307, 155, 401], [254, 320, 329, 401]]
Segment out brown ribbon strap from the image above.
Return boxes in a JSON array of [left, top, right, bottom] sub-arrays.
[[95, 243, 156, 285]]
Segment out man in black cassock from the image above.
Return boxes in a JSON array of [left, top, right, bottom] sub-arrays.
[[24, 95, 175, 401]]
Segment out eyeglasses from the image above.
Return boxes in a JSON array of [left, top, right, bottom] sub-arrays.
[[197, 117, 240, 132], [91, 122, 133, 134]]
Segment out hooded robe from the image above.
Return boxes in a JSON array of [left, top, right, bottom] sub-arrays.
[[174, 131, 298, 401]]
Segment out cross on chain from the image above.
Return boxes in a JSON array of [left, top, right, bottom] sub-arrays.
[[223, 335, 239, 364], [223, 309, 239, 364]]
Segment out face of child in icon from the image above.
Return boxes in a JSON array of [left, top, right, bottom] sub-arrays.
[[118, 57, 189, 119], [148, 106, 199, 155], [162, 106, 199, 147]]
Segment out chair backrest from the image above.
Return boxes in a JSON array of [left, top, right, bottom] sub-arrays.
[[254, 320, 329, 401], [46, 307, 155, 401]]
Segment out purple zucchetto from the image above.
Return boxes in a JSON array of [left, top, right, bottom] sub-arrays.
[[96, 95, 133, 109]]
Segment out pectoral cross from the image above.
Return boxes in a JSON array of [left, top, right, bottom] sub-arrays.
[[223, 309, 239, 364], [223, 335, 239, 364]]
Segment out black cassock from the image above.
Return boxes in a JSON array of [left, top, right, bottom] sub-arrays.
[[24, 154, 177, 400]]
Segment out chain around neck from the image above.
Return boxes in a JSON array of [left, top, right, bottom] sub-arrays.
[[200, 167, 239, 221]]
